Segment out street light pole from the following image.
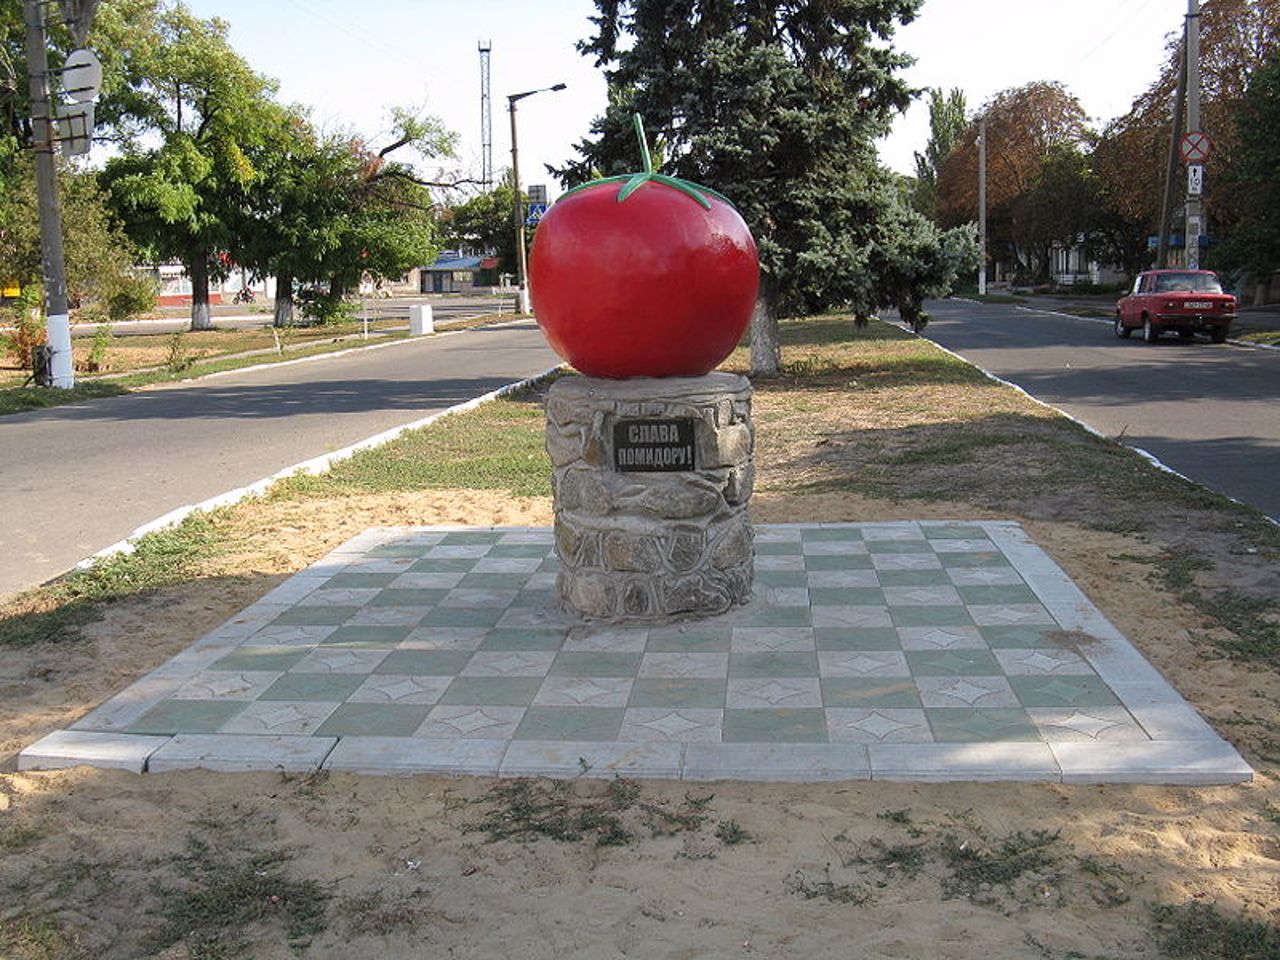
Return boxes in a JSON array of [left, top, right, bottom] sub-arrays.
[[508, 83, 566, 315], [977, 114, 987, 296], [1185, 0, 1203, 270], [23, 0, 74, 388]]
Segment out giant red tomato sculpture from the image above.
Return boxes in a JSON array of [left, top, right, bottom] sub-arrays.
[[529, 135, 758, 379]]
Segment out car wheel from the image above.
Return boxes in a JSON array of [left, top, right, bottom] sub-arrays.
[[1143, 317, 1159, 343], [1114, 315, 1131, 338], [1211, 326, 1228, 343]]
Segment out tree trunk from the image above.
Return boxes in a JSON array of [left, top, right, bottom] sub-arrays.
[[274, 271, 294, 327], [1254, 275, 1271, 307], [189, 251, 212, 331], [749, 294, 780, 376]]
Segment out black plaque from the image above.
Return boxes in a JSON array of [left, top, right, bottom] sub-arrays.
[[612, 418, 697, 472]]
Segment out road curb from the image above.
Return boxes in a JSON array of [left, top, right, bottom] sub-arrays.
[[75, 363, 564, 571]]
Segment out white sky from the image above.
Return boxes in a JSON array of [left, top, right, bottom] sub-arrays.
[[182, 0, 1187, 193]]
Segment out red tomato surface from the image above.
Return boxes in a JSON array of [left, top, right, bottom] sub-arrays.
[[529, 179, 759, 379]]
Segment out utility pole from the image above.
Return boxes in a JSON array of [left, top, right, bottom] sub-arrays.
[[977, 115, 987, 296], [23, 0, 74, 388], [1184, 0, 1203, 269], [1158, 38, 1188, 269]]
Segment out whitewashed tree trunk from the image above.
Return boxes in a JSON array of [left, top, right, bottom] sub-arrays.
[[749, 295, 780, 376], [189, 252, 212, 331], [274, 271, 294, 327]]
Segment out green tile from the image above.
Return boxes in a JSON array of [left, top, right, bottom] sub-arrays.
[[821, 677, 921, 708], [439, 676, 542, 706], [514, 707, 624, 741], [875, 570, 953, 587], [730, 652, 818, 678], [259, 672, 366, 701], [814, 627, 902, 651], [981, 625, 1069, 649], [926, 708, 1040, 742], [440, 531, 502, 545], [956, 585, 1040, 605], [805, 554, 874, 571], [369, 588, 448, 607], [923, 525, 989, 539], [127, 699, 247, 734], [1009, 675, 1120, 708], [271, 605, 359, 626], [314, 703, 431, 737], [722, 708, 828, 743], [755, 570, 808, 588], [628, 678, 726, 708], [488, 543, 553, 558], [889, 606, 974, 628], [418, 606, 506, 628], [408, 558, 480, 573], [939, 552, 1009, 568], [375, 650, 474, 675], [646, 627, 732, 652], [550, 652, 643, 677], [865, 540, 932, 554], [756, 540, 802, 555], [809, 587, 886, 606], [368, 543, 428, 558], [800, 528, 864, 542], [751, 605, 812, 627], [321, 625, 414, 646], [325, 572, 400, 589], [210, 646, 309, 672], [905, 649, 1003, 676], [479, 628, 567, 651]]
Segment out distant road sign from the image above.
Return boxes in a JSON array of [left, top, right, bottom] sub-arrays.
[[1188, 164, 1204, 196], [1180, 130, 1214, 163], [525, 202, 548, 225]]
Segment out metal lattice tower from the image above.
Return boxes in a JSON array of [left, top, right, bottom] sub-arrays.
[[478, 40, 493, 192]]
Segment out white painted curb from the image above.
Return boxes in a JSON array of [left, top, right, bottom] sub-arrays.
[[76, 363, 563, 569]]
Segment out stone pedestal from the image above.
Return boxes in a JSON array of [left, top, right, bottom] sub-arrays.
[[546, 372, 754, 621]]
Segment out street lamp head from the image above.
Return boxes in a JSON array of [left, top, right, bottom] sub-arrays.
[[509, 83, 568, 105]]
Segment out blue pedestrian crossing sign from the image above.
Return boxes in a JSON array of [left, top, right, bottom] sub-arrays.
[[525, 202, 549, 226]]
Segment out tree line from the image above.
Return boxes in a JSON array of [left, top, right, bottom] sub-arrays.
[[916, 0, 1279, 299]]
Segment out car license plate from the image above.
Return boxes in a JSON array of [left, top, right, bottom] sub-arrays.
[[1185, 301, 1212, 309]]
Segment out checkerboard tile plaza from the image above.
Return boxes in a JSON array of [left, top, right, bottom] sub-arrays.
[[21, 522, 1252, 784]]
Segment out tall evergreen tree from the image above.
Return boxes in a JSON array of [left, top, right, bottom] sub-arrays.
[[555, 0, 924, 374]]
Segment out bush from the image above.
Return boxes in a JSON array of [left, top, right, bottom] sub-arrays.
[[106, 273, 158, 321], [1, 309, 47, 371], [295, 287, 355, 326]]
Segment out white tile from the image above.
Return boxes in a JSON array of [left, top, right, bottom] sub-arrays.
[[1051, 740, 1252, 785], [148, 734, 336, 773], [19, 730, 170, 773], [683, 743, 870, 781], [868, 742, 1061, 782], [324, 736, 506, 776], [500, 741, 683, 779]]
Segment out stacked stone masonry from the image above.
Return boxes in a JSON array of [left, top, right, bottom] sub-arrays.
[[546, 373, 754, 621]]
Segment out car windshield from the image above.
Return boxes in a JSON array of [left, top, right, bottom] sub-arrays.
[[1154, 272, 1223, 294]]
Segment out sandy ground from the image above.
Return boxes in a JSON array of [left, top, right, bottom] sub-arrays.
[[2, 487, 1277, 959]]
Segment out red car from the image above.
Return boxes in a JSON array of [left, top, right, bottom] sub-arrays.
[[1115, 269, 1236, 343]]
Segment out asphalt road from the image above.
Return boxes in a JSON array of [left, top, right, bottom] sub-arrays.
[[0, 320, 558, 601], [921, 298, 1280, 521]]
